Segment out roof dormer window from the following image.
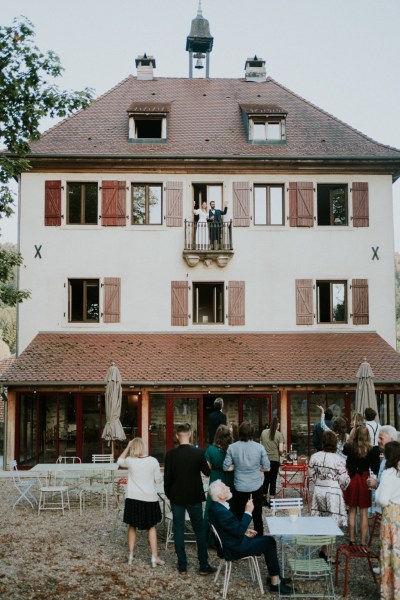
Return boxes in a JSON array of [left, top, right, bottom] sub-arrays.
[[127, 103, 169, 143], [241, 104, 287, 144]]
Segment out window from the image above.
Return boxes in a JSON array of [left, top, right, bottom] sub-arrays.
[[68, 279, 99, 322], [316, 281, 347, 323], [132, 184, 162, 225], [193, 283, 224, 324], [249, 116, 286, 142], [127, 103, 169, 142], [67, 183, 98, 225], [192, 183, 223, 210], [317, 184, 348, 226], [254, 185, 284, 225]]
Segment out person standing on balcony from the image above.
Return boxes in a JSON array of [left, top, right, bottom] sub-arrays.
[[193, 199, 210, 249], [209, 199, 227, 250]]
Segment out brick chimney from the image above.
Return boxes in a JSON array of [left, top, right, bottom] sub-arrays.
[[135, 54, 156, 80]]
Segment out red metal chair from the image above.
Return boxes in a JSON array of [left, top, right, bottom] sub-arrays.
[[279, 463, 310, 511], [335, 512, 381, 597]]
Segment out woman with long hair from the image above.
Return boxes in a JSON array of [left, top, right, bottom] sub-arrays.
[[317, 405, 349, 458], [117, 437, 164, 567], [343, 425, 380, 545], [376, 441, 400, 600], [260, 417, 285, 508]]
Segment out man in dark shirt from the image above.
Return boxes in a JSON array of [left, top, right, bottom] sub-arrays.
[[208, 397, 227, 444], [164, 423, 215, 575], [312, 407, 333, 451]]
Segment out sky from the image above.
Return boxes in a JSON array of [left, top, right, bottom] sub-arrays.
[[1, 0, 400, 249]]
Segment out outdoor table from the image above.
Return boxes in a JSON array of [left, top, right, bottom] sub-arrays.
[[30, 463, 118, 473], [265, 516, 344, 575]]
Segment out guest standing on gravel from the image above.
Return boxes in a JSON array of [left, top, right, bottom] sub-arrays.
[[164, 423, 215, 575], [117, 437, 164, 568]]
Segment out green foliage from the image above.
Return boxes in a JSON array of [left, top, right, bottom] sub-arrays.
[[0, 305, 16, 353], [0, 17, 93, 307]]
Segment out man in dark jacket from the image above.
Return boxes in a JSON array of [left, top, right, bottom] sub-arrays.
[[312, 407, 333, 451], [164, 423, 215, 575], [208, 479, 292, 595], [208, 397, 227, 443], [209, 200, 228, 249]]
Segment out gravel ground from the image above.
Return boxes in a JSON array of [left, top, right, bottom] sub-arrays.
[[0, 479, 381, 599]]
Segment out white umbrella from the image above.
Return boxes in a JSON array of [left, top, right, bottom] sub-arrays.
[[102, 361, 126, 455], [355, 358, 379, 420]]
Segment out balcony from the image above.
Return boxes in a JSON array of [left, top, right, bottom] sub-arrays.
[[183, 220, 234, 268]]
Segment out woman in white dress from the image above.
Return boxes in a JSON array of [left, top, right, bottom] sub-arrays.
[[193, 200, 210, 249], [308, 430, 350, 562]]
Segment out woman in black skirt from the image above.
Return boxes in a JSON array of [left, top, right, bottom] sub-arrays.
[[117, 438, 164, 566]]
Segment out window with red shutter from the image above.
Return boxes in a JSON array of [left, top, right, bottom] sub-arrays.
[[352, 183, 369, 227], [289, 182, 314, 227], [45, 180, 62, 226], [165, 182, 183, 227], [103, 278, 121, 323], [352, 279, 369, 325], [296, 279, 314, 325], [171, 281, 189, 326], [101, 181, 126, 226], [228, 281, 245, 326], [232, 182, 251, 227]]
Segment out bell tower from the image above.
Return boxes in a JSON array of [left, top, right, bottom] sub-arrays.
[[186, 1, 214, 78]]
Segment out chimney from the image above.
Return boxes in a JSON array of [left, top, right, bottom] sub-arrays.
[[135, 54, 156, 80], [244, 55, 266, 82]]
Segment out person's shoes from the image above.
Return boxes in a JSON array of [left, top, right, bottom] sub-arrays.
[[150, 556, 165, 568], [199, 564, 217, 575], [372, 566, 381, 575], [267, 576, 292, 585], [269, 582, 293, 595], [349, 541, 355, 546], [177, 565, 187, 573], [128, 552, 134, 566], [319, 550, 328, 563]]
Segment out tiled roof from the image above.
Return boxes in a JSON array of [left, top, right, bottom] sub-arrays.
[[0, 355, 16, 378], [27, 76, 400, 161], [2, 332, 400, 386]]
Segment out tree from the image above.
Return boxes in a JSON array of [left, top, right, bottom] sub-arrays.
[[0, 17, 93, 305]]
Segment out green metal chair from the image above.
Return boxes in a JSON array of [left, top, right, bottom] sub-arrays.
[[287, 535, 335, 598]]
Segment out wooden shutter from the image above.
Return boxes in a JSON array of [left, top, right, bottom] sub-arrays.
[[101, 181, 126, 226], [352, 279, 369, 325], [352, 182, 369, 227], [289, 182, 314, 227], [165, 181, 183, 227], [44, 180, 62, 226], [103, 277, 121, 323], [232, 182, 251, 226], [296, 279, 314, 325], [228, 281, 245, 326], [171, 281, 188, 326]]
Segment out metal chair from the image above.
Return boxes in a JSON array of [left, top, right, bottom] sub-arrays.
[[270, 497, 303, 576], [288, 535, 336, 599], [56, 456, 82, 497], [164, 499, 197, 549], [79, 469, 110, 515], [279, 463, 310, 511], [37, 471, 70, 515], [9, 460, 38, 509], [92, 454, 114, 463], [210, 524, 264, 599], [335, 512, 380, 597]]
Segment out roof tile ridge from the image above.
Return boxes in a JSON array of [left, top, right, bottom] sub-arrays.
[[35, 75, 134, 139], [268, 76, 400, 155]]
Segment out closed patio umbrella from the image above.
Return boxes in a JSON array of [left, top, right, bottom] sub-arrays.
[[102, 361, 126, 455], [355, 358, 379, 420]]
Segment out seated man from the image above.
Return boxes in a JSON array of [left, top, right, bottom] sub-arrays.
[[208, 479, 292, 595]]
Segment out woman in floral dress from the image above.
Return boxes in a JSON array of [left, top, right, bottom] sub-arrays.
[[308, 430, 350, 561], [376, 441, 400, 600]]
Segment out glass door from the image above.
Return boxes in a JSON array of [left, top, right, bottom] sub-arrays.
[[239, 395, 273, 440], [173, 396, 200, 447], [82, 395, 103, 462]]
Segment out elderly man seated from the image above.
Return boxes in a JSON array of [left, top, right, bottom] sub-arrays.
[[208, 479, 292, 595]]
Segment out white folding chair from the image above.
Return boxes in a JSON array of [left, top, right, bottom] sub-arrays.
[[79, 469, 110, 515], [211, 524, 264, 599], [9, 460, 38, 509], [92, 454, 113, 463], [270, 497, 303, 576], [37, 471, 70, 515], [164, 499, 197, 549], [56, 456, 82, 498]]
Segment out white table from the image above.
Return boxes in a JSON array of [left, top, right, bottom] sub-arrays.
[[266, 516, 344, 537], [30, 463, 118, 473], [266, 516, 343, 576]]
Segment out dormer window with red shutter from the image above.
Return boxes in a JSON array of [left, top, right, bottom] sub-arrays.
[[127, 102, 169, 143]]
